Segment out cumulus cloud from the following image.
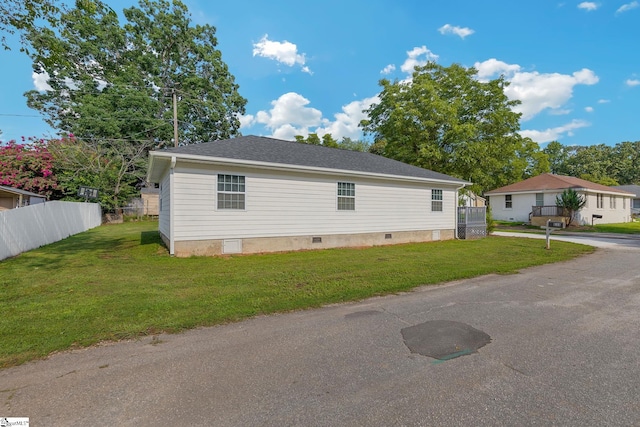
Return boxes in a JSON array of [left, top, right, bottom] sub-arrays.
[[626, 78, 640, 86], [249, 92, 378, 141], [32, 71, 53, 91], [438, 24, 475, 39], [475, 59, 599, 121], [578, 2, 598, 11], [585, 106, 594, 112], [252, 34, 312, 74], [314, 96, 379, 140], [474, 58, 521, 81], [616, 1, 639, 13], [519, 119, 591, 143], [381, 64, 396, 75], [238, 114, 255, 129], [400, 46, 439, 73]]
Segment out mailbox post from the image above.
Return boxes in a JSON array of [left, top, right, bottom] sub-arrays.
[[592, 214, 603, 226], [545, 219, 564, 249]]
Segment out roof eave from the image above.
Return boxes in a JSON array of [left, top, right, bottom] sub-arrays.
[[148, 151, 470, 187]]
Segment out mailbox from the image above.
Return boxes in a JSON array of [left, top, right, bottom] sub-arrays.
[[592, 214, 603, 219], [548, 221, 564, 228]]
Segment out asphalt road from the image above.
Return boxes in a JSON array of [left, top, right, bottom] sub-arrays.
[[2, 235, 640, 426]]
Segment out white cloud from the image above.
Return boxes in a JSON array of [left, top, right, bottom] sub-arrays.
[[598, 99, 610, 103], [549, 108, 572, 115], [616, 1, 639, 13], [400, 46, 439, 73], [252, 34, 311, 74], [578, 2, 598, 11], [255, 92, 322, 134], [474, 58, 521, 81], [476, 59, 599, 121], [381, 64, 396, 75], [32, 71, 53, 91], [315, 96, 379, 140], [585, 106, 594, 112], [238, 114, 255, 129], [626, 78, 640, 86], [251, 92, 378, 141], [438, 24, 475, 39], [519, 119, 591, 143]]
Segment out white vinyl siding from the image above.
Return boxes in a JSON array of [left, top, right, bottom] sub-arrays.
[[158, 171, 171, 238], [169, 163, 457, 241]]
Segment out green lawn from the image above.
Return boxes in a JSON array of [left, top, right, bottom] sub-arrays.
[[594, 221, 640, 234], [0, 221, 594, 368]]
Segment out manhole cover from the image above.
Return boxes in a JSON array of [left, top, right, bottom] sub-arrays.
[[401, 320, 491, 360]]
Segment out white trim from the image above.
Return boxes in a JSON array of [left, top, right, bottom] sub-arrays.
[[149, 151, 469, 187], [169, 156, 176, 255]]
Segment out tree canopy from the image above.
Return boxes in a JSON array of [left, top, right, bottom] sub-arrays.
[[294, 133, 371, 152], [25, 0, 246, 147], [542, 140, 640, 185], [361, 62, 549, 194]]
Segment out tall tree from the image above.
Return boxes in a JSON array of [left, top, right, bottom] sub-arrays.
[[25, 0, 246, 147], [361, 62, 548, 194], [543, 141, 569, 175], [0, 0, 60, 55]]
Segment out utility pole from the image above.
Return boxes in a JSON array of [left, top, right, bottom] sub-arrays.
[[172, 89, 179, 147]]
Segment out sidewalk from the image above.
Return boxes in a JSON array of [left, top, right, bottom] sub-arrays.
[[493, 227, 640, 241]]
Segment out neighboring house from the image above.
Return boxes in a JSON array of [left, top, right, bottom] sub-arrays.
[[459, 190, 486, 207], [0, 185, 46, 211], [485, 174, 634, 225], [612, 184, 640, 216], [140, 186, 160, 216], [146, 135, 469, 257]]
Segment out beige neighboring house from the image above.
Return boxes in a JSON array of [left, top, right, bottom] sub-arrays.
[[485, 174, 634, 226], [140, 187, 160, 216], [0, 185, 46, 211], [612, 184, 640, 216]]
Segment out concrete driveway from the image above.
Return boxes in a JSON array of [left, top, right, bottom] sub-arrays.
[[2, 238, 640, 426]]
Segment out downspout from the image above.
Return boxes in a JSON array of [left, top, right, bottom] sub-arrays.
[[169, 156, 176, 256]]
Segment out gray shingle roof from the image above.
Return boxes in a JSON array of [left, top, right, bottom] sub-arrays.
[[156, 135, 467, 183], [612, 184, 640, 197]]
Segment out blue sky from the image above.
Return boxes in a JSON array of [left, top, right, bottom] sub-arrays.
[[1, 0, 639, 147]]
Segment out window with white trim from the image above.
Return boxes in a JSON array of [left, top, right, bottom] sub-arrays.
[[505, 194, 512, 209], [597, 193, 604, 209], [535, 193, 544, 206], [610, 196, 616, 209], [431, 189, 443, 212], [337, 182, 355, 210], [217, 174, 245, 209]]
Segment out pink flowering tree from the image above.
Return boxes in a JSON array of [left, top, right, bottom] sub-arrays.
[[0, 137, 58, 197]]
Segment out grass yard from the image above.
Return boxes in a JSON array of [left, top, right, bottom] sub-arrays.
[[594, 221, 640, 234], [0, 221, 594, 368]]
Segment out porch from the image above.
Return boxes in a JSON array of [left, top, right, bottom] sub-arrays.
[[530, 206, 568, 228], [457, 207, 487, 239]]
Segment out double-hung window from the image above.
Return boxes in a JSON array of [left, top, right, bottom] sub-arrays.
[[597, 193, 604, 209], [535, 193, 544, 207], [431, 189, 443, 212], [505, 194, 513, 209], [610, 196, 616, 209], [337, 182, 355, 210], [217, 174, 245, 210]]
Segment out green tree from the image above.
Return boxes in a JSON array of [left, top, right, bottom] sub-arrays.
[[361, 62, 548, 194], [555, 188, 586, 227], [543, 141, 569, 175], [337, 137, 371, 152], [0, 0, 60, 55], [25, 0, 246, 146], [0, 137, 58, 197]]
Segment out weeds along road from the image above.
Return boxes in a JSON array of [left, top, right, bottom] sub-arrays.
[[2, 238, 639, 426]]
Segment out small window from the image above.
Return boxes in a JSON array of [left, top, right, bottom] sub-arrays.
[[610, 196, 616, 209], [217, 174, 245, 210], [337, 182, 355, 210], [623, 198, 626, 209], [505, 194, 513, 209], [431, 189, 443, 212], [597, 193, 604, 209], [535, 193, 544, 207]]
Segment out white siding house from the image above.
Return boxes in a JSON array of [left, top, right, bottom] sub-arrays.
[[486, 174, 633, 225], [612, 185, 640, 216], [147, 136, 469, 257]]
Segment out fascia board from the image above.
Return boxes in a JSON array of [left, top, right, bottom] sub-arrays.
[[150, 151, 471, 188]]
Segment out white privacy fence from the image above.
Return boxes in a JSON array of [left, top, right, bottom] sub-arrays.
[[0, 201, 101, 261]]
